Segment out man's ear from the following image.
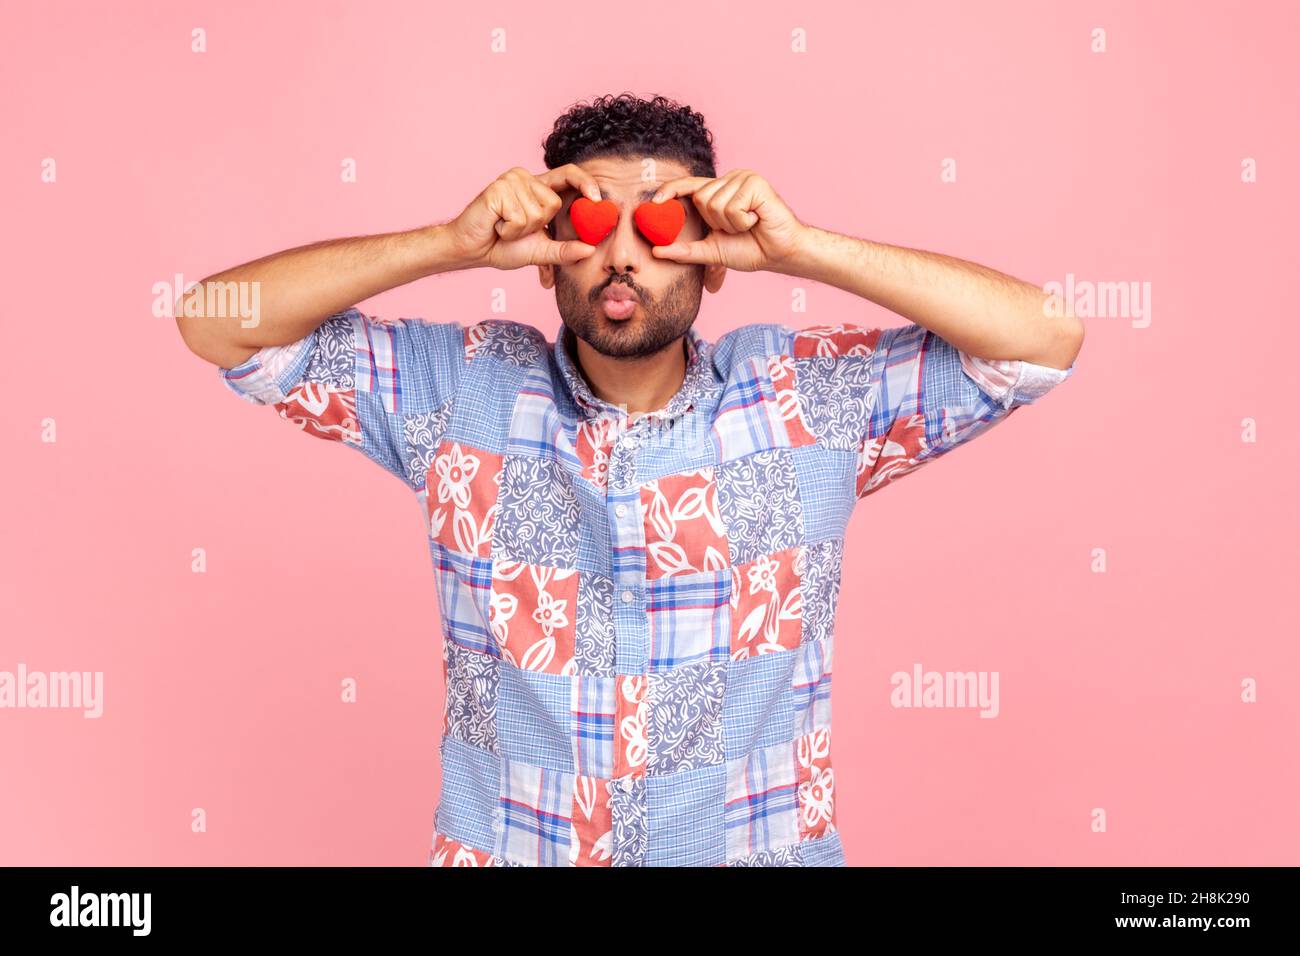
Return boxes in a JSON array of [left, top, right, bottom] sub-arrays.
[[703, 262, 726, 294], [537, 222, 556, 289], [700, 223, 725, 293]]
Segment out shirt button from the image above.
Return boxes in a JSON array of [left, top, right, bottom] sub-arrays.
[[615, 504, 628, 518], [620, 590, 635, 604]]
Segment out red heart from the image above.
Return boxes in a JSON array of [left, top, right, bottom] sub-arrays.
[[569, 197, 618, 246], [634, 198, 686, 246]]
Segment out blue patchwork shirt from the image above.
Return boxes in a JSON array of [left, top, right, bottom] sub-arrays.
[[219, 309, 1073, 867]]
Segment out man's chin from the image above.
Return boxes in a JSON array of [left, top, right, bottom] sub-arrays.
[[562, 306, 692, 361], [581, 314, 657, 358], [592, 309, 635, 328]]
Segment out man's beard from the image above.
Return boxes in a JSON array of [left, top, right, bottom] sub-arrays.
[[554, 267, 703, 359]]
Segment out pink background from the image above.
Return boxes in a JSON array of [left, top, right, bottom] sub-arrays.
[[2, 0, 1296, 865]]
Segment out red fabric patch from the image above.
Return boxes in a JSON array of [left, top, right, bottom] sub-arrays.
[[274, 383, 360, 444]]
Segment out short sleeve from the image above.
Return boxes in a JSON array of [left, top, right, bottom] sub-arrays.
[[790, 323, 1074, 499], [217, 306, 464, 488]]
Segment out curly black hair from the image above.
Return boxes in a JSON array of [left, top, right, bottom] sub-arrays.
[[542, 92, 717, 181]]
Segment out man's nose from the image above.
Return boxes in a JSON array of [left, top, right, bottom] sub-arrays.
[[599, 208, 645, 275]]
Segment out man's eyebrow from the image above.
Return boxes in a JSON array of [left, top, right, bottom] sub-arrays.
[[589, 186, 661, 206], [562, 185, 667, 207]]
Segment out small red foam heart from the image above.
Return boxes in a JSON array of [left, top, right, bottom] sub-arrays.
[[634, 198, 686, 246], [569, 197, 618, 246]]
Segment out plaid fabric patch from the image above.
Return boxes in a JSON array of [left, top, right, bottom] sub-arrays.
[[571, 674, 617, 779], [725, 739, 800, 860], [647, 572, 731, 669], [354, 312, 401, 413], [432, 545, 495, 657], [497, 758, 574, 866]]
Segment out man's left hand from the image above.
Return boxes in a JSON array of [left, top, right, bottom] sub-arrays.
[[649, 169, 808, 274]]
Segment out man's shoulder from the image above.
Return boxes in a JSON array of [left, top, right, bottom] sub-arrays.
[[368, 315, 548, 369], [707, 321, 798, 374], [348, 316, 550, 415], [710, 321, 904, 368], [459, 318, 551, 369]]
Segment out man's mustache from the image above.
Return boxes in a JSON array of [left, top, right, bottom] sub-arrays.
[[593, 277, 644, 301]]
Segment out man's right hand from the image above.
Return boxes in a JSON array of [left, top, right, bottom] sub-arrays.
[[448, 165, 603, 270]]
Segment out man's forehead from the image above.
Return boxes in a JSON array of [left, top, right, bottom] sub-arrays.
[[565, 157, 691, 198]]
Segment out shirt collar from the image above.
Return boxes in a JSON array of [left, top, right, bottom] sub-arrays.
[[554, 322, 717, 424]]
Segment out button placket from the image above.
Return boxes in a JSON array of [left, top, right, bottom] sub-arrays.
[[605, 458, 647, 673], [608, 415, 653, 491], [609, 774, 648, 867]]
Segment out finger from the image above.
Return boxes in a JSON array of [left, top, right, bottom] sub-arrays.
[[651, 239, 721, 266], [497, 175, 548, 239], [689, 178, 734, 233], [512, 178, 548, 227], [536, 164, 603, 203], [720, 178, 761, 232], [492, 187, 527, 239], [533, 238, 597, 265], [528, 180, 564, 227], [651, 176, 715, 202], [704, 177, 749, 233], [511, 186, 547, 234]]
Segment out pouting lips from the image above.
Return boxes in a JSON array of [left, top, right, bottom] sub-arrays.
[[601, 285, 637, 302], [599, 285, 638, 320]]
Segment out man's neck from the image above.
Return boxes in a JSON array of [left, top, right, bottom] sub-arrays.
[[565, 328, 688, 417]]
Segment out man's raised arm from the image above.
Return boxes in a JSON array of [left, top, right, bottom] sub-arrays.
[[174, 164, 603, 370], [648, 168, 1085, 370], [648, 168, 1084, 499], [174, 225, 469, 369], [784, 226, 1084, 371]]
